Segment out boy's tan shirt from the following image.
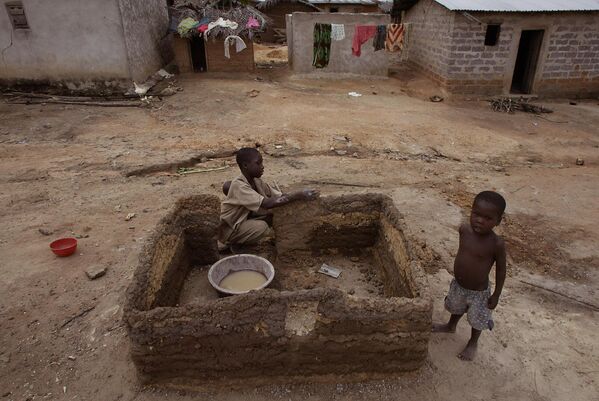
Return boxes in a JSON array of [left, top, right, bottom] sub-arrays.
[[219, 175, 282, 242]]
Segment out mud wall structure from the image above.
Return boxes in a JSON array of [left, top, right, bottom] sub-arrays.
[[124, 193, 431, 385]]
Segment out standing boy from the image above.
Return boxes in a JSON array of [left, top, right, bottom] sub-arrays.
[[433, 191, 507, 361], [218, 147, 319, 250]]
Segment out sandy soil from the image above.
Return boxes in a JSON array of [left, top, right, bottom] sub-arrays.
[[1, 62, 598, 401]]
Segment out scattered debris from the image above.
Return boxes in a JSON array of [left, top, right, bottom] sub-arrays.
[[247, 89, 260, 98], [0, 354, 10, 364], [490, 97, 553, 114], [125, 213, 136, 221], [67, 356, 76, 361], [569, 101, 578, 105], [159, 87, 179, 97], [576, 158, 585, 166], [430, 95, 444, 102], [75, 233, 90, 239], [318, 263, 341, 278], [333, 135, 350, 142], [157, 69, 174, 79], [85, 265, 107, 280], [334, 150, 347, 156], [348, 92, 362, 97], [38, 228, 53, 236], [348, 288, 356, 295]]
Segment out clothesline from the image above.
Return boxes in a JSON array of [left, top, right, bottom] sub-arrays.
[[313, 22, 411, 68]]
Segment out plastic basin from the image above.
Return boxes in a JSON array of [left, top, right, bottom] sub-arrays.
[[50, 238, 78, 257], [208, 254, 275, 295]]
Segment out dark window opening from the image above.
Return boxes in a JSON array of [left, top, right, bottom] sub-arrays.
[[485, 24, 501, 46], [330, 7, 339, 13], [5, 1, 29, 30], [190, 37, 207, 72]]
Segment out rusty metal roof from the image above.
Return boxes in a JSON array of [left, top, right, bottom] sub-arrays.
[[434, 0, 599, 12]]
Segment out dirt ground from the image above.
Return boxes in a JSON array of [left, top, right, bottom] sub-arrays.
[[1, 59, 598, 401]]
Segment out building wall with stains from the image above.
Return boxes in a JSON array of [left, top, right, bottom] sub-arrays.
[[0, 0, 168, 92]]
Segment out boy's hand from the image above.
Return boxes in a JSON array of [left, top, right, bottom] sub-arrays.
[[275, 195, 290, 205], [302, 189, 320, 200], [488, 294, 500, 309]]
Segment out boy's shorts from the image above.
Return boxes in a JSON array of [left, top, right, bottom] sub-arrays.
[[445, 279, 494, 331]]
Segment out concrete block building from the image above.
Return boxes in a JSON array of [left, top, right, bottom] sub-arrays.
[[400, 0, 599, 97], [0, 0, 169, 93]]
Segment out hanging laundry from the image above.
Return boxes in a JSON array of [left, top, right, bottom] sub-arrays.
[[385, 23, 405, 52], [224, 35, 247, 58], [178, 17, 199, 37], [196, 16, 211, 34], [331, 24, 345, 41], [373, 25, 387, 51], [352, 25, 377, 57], [205, 18, 239, 36], [246, 16, 260, 29], [312, 23, 332, 69]]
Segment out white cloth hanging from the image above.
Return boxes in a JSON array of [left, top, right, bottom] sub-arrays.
[[206, 18, 239, 36], [331, 24, 345, 41], [224, 35, 247, 58]]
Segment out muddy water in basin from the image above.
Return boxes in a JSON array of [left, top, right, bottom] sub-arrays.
[[219, 270, 267, 292]]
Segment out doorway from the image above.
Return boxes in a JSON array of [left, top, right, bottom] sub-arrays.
[[511, 29, 544, 94], [190, 36, 207, 72]]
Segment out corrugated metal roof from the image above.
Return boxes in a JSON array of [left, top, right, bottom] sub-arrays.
[[434, 0, 599, 12], [306, 0, 391, 4]]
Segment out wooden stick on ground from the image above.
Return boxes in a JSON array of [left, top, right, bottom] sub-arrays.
[[519, 280, 599, 311], [60, 305, 96, 329], [305, 180, 381, 188]]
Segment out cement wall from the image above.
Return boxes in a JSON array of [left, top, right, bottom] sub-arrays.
[[124, 194, 432, 385], [0, 0, 168, 91], [403, 1, 599, 97], [118, 0, 170, 83], [0, 0, 129, 82], [288, 12, 390, 76]]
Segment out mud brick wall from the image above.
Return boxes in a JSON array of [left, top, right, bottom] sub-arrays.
[[403, 2, 599, 97], [126, 195, 220, 310], [124, 193, 432, 385], [205, 38, 255, 72]]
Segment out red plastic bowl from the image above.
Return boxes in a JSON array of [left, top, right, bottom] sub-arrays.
[[50, 238, 78, 257]]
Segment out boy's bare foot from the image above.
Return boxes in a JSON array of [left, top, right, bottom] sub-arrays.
[[458, 341, 478, 361], [432, 323, 456, 333]]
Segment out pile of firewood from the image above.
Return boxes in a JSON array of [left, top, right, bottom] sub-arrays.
[[490, 97, 553, 114]]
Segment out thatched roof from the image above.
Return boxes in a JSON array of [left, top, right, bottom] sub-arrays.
[[172, 0, 270, 38]]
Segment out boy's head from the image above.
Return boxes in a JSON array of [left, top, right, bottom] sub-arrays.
[[470, 191, 506, 234], [236, 147, 263, 178]]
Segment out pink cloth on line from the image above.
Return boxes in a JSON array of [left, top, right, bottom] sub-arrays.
[[246, 16, 260, 29], [198, 24, 209, 33], [352, 25, 377, 57]]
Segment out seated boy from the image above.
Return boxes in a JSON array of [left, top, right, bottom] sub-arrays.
[[433, 191, 507, 361], [218, 147, 319, 250]]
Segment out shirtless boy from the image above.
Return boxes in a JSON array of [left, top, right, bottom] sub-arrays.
[[433, 191, 507, 361], [218, 147, 319, 250]]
